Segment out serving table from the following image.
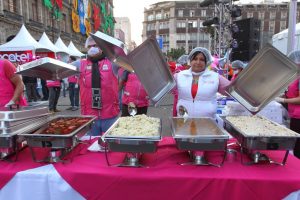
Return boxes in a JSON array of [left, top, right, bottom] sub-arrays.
[[1, 137, 300, 200]]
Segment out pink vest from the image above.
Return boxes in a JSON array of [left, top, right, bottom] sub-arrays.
[[122, 73, 149, 107], [68, 75, 78, 83], [0, 61, 27, 107], [46, 80, 61, 87], [79, 58, 119, 119], [286, 78, 300, 118]]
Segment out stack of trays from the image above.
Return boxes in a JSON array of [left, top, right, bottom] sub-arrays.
[[171, 117, 229, 151], [0, 107, 49, 157]]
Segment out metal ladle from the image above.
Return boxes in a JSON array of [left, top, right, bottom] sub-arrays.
[[128, 102, 137, 116]]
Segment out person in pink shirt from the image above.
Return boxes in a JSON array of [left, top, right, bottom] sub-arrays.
[[275, 50, 300, 158], [0, 59, 27, 107]]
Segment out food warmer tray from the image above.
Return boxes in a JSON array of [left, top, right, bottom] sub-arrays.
[[223, 116, 299, 150], [102, 118, 162, 153], [91, 31, 175, 106], [171, 117, 229, 151], [226, 44, 299, 114], [16, 57, 79, 80], [19, 115, 96, 149], [0, 106, 49, 122]]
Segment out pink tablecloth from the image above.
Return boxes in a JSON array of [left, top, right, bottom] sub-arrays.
[[53, 137, 300, 200]]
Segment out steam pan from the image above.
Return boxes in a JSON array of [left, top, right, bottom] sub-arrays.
[[226, 44, 299, 114], [0, 106, 49, 121], [171, 117, 229, 151]]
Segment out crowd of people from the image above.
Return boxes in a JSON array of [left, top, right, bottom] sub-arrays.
[[0, 34, 300, 159]]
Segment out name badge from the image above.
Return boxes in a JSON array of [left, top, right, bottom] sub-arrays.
[[86, 65, 92, 70], [102, 64, 109, 71]]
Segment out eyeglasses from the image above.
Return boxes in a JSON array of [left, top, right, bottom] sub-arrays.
[[87, 44, 97, 48]]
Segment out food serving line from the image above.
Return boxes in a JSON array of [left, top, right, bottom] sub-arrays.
[[0, 32, 300, 199]]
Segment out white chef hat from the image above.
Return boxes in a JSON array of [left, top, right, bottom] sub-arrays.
[[231, 60, 246, 69], [177, 55, 189, 65], [188, 47, 213, 67], [85, 36, 97, 48], [288, 50, 300, 64]]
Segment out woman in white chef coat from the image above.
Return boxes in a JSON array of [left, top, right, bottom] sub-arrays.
[[174, 47, 230, 118]]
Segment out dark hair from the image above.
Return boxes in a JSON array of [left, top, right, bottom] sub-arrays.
[[6, 35, 16, 42], [69, 56, 77, 62], [190, 51, 206, 65]]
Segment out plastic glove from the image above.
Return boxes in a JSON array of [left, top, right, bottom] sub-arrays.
[[75, 84, 78, 88], [275, 97, 285, 103], [5, 100, 15, 107]]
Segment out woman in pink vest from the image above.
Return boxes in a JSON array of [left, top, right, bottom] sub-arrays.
[[120, 70, 149, 116], [0, 59, 27, 107], [71, 36, 120, 136], [275, 50, 300, 158]]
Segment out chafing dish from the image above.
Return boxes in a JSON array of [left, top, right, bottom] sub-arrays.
[[102, 116, 162, 167], [223, 115, 300, 165], [0, 107, 49, 160], [171, 117, 229, 167], [91, 31, 175, 106], [16, 57, 79, 80], [19, 115, 96, 163], [226, 44, 299, 114]]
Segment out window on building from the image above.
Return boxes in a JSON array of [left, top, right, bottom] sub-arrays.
[[61, 14, 66, 32], [261, 21, 264, 31], [190, 10, 195, 17], [269, 21, 275, 33], [163, 44, 169, 53], [177, 21, 186, 28], [189, 43, 197, 52], [159, 22, 169, 29], [189, 33, 197, 40], [177, 43, 186, 50], [281, 11, 287, 19], [164, 12, 170, 19], [177, 33, 186, 41], [8, 0, 17, 12], [32, 0, 38, 21], [148, 14, 154, 21], [247, 12, 253, 18], [188, 20, 197, 28], [46, 10, 53, 27], [201, 10, 206, 17], [156, 13, 162, 20], [270, 11, 276, 20], [160, 34, 169, 42], [178, 10, 183, 17], [258, 12, 264, 19], [280, 21, 286, 31]]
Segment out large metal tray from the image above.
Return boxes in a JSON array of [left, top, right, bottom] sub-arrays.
[[16, 57, 79, 80], [91, 31, 175, 106], [226, 44, 299, 114], [103, 118, 162, 153], [223, 116, 299, 150], [171, 117, 229, 151], [19, 115, 96, 149], [91, 31, 134, 72], [0, 107, 49, 121], [127, 38, 176, 106]]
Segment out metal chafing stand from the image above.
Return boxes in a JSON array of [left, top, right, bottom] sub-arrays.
[[102, 118, 162, 167], [19, 115, 96, 163], [0, 107, 49, 161], [224, 44, 300, 165], [223, 116, 300, 165], [171, 117, 229, 167]]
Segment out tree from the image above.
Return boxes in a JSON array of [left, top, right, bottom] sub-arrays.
[[166, 47, 186, 61]]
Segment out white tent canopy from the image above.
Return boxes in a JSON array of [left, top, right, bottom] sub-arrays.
[[38, 32, 61, 53], [68, 41, 84, 57], [0, 24, 51, 52], [54, 37, 72, 55], [272, 23, 300, 55]]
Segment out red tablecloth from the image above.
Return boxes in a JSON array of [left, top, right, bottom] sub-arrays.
[[54, 137, 300, 200]]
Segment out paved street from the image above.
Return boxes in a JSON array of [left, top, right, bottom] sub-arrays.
[[35, 91, 174, 136]]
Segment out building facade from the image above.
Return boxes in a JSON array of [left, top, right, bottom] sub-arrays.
[[115, 17, 133, 50], [142, 1, 300, 54], [0, 0, 114, 51]]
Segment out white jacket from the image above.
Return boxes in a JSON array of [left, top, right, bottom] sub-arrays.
[[176, 68, 219, 118]]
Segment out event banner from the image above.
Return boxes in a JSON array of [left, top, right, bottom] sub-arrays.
[[0, 51, 34, 64]]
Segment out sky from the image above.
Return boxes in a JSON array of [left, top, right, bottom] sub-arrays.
[[113, 0, 288, 45]]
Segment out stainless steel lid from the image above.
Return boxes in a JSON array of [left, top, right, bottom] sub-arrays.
[[0, 106, 49, 121], [91, 31, 175, 106], [16, 57, 79, 80], [226, 44, 299, 114]]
